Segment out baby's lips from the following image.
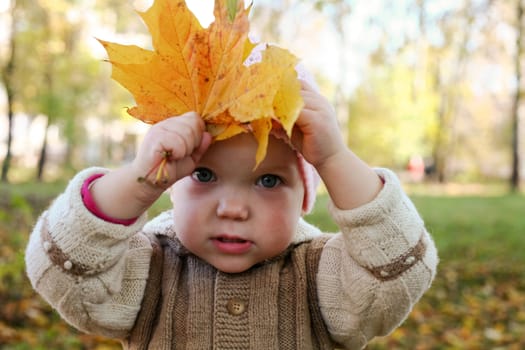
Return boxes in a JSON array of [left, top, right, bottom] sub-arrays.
[[211, 234, 253, 254]]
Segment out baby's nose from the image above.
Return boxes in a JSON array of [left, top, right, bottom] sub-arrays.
[[216, 196, 249, 220]]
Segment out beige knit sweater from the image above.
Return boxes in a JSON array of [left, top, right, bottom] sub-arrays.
[[25, 167, 438, 349]]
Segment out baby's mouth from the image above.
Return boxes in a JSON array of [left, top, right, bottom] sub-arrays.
[[216, 237, 248, 243], [212, 234, 253, 254]]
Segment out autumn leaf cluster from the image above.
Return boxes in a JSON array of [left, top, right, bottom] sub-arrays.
[[99, 0, 304, 165]]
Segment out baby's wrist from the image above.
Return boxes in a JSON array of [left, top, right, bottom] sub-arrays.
[[87, 165, 162, 221], [126, 163, 167, 206], [81, 173, 139, 225], [312, 146, 349, 173]]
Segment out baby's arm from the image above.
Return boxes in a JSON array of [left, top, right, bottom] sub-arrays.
[[317, 170, 437, 349], [294, 83, 437, 348], [25, 113, 210, 338], [292, 82, 383, 209], [25, 168, 153, 338], [90, 112, 210, 220]]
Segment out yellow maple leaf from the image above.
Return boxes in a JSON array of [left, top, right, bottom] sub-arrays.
[[99, 0, 304, 166]]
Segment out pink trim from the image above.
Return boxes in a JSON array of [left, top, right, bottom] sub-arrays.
[[81, 173, 138, 226]]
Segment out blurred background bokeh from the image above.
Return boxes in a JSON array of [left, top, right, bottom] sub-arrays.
[[1, 0, 524, 349]]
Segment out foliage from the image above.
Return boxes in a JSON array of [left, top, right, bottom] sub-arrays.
[[1, 182, 524, 349], [0, 0, 114, 181], [347, 57, 438, 168]]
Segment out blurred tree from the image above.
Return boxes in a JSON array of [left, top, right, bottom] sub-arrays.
[[0, 0, 18, 183], [0, 0, 140, 181], [430, 1, 478, 183], [345, 0, 512, 181], [6, 0, 96, 181], [33, 1, 99, 181], [434, 0, 520, 184], [2, 0, 521, 183], [310, 0, 352, 133], [251, 0, 354, 143], [347, 45, 438, 167], [511, 0, 523, 192], [345, 1, 439, 169]]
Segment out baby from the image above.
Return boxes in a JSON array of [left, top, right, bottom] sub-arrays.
[[26, 80, 438, 349]]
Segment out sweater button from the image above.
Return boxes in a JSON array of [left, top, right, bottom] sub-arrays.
[[63, 260, 73, 270], [226, 298, 246, 316], [404, 256, 416, 265], [43, 241, 52, 252]]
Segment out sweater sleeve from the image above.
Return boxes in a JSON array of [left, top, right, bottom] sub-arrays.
[[25, 167, 153, 339], [316, 168, 438, 350]]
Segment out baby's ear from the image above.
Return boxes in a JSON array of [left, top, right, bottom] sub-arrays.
[[296, 153, 320, 215]]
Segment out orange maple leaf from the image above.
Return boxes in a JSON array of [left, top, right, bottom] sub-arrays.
[[99, 0, 304, 166]]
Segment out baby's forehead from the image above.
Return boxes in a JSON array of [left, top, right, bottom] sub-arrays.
[[202, 133, 299, 169]]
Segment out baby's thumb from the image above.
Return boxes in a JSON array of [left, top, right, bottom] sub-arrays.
[[290, 125, 304, 154], [191, 132, 212, 164]]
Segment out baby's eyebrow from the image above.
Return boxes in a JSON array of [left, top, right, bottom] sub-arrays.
[[257, 164, 297, 175]]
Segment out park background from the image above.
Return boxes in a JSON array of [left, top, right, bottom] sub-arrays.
[[1, 0, 524, 349]]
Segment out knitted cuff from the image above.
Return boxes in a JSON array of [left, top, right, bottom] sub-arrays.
[[38, 167, 148, 277], [328, 168, 427, 269]]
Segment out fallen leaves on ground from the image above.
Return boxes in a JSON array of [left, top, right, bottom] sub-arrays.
[[367, 261, 525, 349], [1, 191, 525, 349]]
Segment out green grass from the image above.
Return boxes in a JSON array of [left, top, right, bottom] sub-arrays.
[[1, 181, 525, 349], [411, 194, 525, 266], [308, 190, 525, 266]]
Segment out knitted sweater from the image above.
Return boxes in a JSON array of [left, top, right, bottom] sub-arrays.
[[125, 230, 334, 349], [25, 167, 438, 349]]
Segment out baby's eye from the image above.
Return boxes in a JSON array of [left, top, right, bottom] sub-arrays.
[[257, 174, 282, 188], [192, 167, 216, 183]]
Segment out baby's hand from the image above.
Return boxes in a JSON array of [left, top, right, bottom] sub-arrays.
[[291, 81, 346, 169], [132, 112, 211, 188], [293, 81, 383, 210]]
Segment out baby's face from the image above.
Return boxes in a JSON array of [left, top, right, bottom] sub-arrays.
[[170, 133, 304, 273]]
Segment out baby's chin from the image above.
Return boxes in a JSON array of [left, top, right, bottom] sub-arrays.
[[203, 256, 269, 274], [208, 260, 258, 274]]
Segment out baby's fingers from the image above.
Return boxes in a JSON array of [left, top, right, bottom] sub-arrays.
[[191, 132, 212, 164], [157, 113, 205, 159], [134, 112, 208, 185]]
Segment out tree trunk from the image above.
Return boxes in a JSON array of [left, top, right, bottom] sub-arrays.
[[1, 110, 14, 183], [511, 0, 523, 193], [431, 2, 475, 183], [36, 117, 50, 182], [1, 1, 17, 183]]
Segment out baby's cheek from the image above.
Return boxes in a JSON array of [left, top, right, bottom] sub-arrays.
[[264, 212, 297, 242], [171, 205, 198, 237]]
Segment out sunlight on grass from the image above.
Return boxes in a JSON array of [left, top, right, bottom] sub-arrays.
[[410, 194, 525, 265]]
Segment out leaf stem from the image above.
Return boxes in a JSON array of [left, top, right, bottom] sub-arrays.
[[137, 150, 173, 186]]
